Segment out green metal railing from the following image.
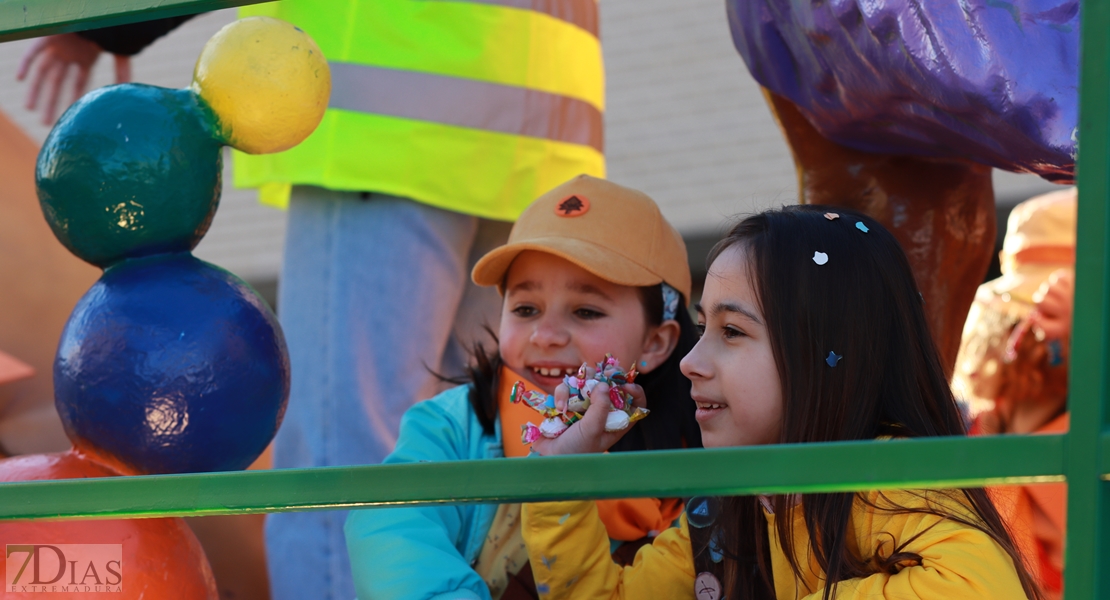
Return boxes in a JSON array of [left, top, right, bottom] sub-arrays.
[[1062, 2, 1110, 595], [0, 0, 1106, 597], [0, 0, 270, 42], [0, 436, 1073, 520]]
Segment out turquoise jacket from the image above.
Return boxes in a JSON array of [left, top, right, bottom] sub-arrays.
[[345, 385, 503, 600]]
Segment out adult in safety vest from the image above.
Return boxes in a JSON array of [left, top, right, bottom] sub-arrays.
[[17, 3, 603, 599]]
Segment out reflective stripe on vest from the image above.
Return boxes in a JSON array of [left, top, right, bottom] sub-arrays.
[[234, 0, 604, 220], [329, 63, 603, 152]]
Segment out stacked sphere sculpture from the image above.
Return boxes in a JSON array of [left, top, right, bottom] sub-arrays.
[[0, 17, 330, 598]]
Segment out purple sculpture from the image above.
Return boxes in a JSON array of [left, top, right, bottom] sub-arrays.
[[728, 0, 1079, 182]]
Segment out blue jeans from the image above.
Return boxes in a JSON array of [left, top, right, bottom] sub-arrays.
[[266, 188, 509, 600]]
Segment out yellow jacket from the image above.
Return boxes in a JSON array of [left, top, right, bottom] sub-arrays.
[[522, 490, 1028, 599]]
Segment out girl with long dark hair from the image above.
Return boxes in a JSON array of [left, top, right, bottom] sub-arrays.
[[523, 205, 1042, 599]]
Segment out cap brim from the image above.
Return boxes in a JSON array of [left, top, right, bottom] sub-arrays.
[[473, 237, 664, 292], [982, 265, 1064, 306], [0, 350, 33, 386]]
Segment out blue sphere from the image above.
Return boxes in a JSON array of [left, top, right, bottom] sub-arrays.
[[54, 253, 289, 474]]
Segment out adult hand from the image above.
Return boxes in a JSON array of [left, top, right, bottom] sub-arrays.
[[17, 34, 132, 125], [529, 383, 645, 457]]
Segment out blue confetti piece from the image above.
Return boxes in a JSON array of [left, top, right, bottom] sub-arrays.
[[558, 513, 570, 525], [855, 221, 869, 233], [537, 583, 550, 594], [709, 530, 725, 563], [826, 351, 842, 367], [541, 555, 557, 569]]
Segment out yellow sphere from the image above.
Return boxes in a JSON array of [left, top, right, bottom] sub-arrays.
[[192, 16, 330, 154]]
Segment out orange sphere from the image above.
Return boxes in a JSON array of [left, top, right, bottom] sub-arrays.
[[0, 450, 217, 599]]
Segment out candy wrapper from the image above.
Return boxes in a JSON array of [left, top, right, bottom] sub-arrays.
[[511, 354, 649, 443], [511, 382, 582, 443]]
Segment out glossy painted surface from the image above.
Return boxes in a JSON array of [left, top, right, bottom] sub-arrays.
[[764, 92, 996, 374], [193, 17, 330, 154], [54, 253, 289, 474], [36, 84, 222, 268], [0, 449, 218, 599], [728, 0, 1079, 182]]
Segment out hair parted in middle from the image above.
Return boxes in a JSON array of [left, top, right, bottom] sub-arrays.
[[694, 204, 1042, 600]]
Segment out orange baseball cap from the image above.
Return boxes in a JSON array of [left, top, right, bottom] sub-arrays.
[[472, 175, 691, 300]]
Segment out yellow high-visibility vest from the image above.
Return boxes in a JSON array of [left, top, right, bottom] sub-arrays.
[[235, 0, 605, 221]]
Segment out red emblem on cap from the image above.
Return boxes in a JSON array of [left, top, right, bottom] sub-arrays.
[[556, 195, 589, 217]]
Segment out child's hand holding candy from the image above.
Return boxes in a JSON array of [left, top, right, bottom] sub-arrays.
[[513, 354, 650, 452], [531, 381, 647, 456], [552, 363, 595, 413]]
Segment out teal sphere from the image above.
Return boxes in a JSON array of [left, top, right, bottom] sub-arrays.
[[36, 84, 222, 268]]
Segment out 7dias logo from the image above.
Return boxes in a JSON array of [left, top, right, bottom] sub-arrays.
[[6, 544, 122, 593]]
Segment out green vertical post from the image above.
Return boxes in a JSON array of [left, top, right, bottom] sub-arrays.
[[1064, 1, 1110, 596]]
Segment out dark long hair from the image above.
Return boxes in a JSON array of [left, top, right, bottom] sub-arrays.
[[456, 285, 702, 453], [697, 205, 1041, 600]]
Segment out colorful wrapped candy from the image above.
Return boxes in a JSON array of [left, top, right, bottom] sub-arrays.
[[511, 354, 649, 443], [511, 382, 582, 443], [510, 381, 558, 417]]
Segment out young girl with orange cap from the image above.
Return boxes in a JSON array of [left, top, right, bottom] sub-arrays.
[[343, 175, 702, 600]]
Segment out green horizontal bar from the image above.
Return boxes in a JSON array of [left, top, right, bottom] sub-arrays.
[[0, 435, 1066, 521], [0, 0, 271, 43]]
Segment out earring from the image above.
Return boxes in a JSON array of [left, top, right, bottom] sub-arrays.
[[640, 361, 648, 367]]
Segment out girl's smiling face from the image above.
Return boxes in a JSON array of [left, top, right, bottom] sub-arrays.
[[500, 251, 674, 394], [681, 245, 783, 448]]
